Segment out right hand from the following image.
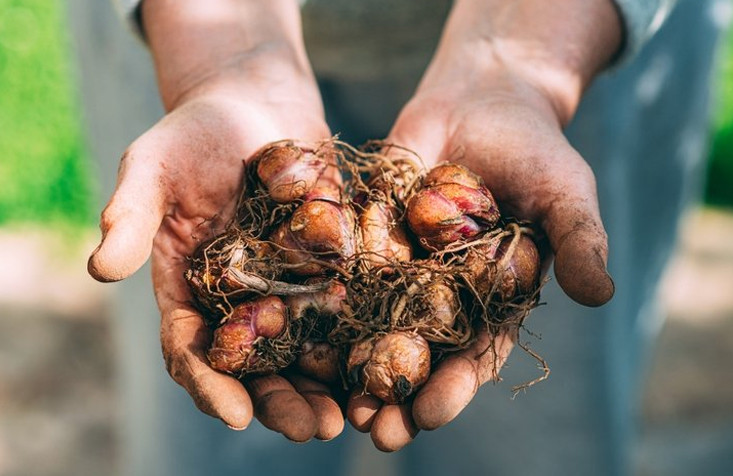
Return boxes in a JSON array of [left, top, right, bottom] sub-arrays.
[[87, 50, 347, 441], [345, 0, 621, 451]]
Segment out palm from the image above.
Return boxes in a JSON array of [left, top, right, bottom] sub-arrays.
[[91, 86, 347, 440], [148, 94, 329, 289], [348, 78, 613, 450]]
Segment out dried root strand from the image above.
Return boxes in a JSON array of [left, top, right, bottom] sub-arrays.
[[184, 138, 552, 401], [337, 140, 423, 208], [330, 259, 475, 353], [511, 341, 551, 397]]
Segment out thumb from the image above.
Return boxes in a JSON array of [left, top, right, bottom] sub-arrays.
[[384, 101, 448, 169], [88, 148, 167, 282], [540, 160, 614, 307]]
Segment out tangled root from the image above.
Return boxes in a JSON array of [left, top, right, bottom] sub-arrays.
[[186, 138, 549, 390]]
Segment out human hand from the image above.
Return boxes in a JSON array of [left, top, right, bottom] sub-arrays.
[[88, 0, 345, 442], [347, 0, 622, 451]]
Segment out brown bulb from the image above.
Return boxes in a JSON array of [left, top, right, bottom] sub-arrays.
[[423, 282, 458, 329], [359, 200, 413, 270], [423, 163, 482, 189], [297, 340, 341, 383], [465, 234, 540, 302], [285, 279, 346, 320], [207, 296, 287, 375], [255, 141, 332, 203], [347, 332, 430, 404], [270, 189, 356, 276], [407, 163, 500, 250]]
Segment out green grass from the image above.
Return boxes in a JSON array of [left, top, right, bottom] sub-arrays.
[[706, 24, 733, 208], [0, 0, 94, 227]]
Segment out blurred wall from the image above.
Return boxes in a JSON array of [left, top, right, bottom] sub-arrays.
[[67, 2, 164, 475]]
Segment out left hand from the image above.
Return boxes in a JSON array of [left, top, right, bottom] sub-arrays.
[[87, 0, 348, 441], [346, 0, 621, 451]]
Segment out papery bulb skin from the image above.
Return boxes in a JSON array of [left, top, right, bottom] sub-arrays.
[[207, 321, 258, 374], [424, 282, 458, 329], [407, 163, 500, 250], [207, 296, 287, 375], [270, 188, 356, 276], [346, 332, 430, 404], [255, 141, 332, 203], [359, 200, 413, 270], [465, 234, 540, 303]]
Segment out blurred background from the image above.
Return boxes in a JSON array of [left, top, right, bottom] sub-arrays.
[[0, 1, 732, 475]]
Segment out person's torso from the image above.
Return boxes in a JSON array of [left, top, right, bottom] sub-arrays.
[[301, 0, 452, 80]]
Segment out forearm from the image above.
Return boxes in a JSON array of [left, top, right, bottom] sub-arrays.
[[422, 0, 622, 124], [141, 0, 311, 110]]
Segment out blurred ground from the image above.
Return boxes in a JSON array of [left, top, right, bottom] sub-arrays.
[[0, 230, 115, 476], [638, 207, 733, 475], [0, 207, 732, 476]]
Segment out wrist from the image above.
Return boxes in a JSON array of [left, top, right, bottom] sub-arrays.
[[421, 0, 622, 126], [156, 51, 318, 112], [142, 0, 315, 111]]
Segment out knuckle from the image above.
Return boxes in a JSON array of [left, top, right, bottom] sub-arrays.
[[98, 205, 115, 234], [98, 149, 138, 233], [117, 146, 136, 174]]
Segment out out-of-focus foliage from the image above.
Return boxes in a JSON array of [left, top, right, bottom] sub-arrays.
[[706, 22, 733, 208], [0, 0, 93, 226]]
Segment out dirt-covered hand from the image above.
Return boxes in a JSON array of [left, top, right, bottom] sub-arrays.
[[346, 0, 621, 450], [346, 76, 613, 448], [87, 83, 346, 441], [87, 0, 346, 442]]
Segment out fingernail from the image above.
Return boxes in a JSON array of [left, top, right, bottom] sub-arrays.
[[226, 423, 247, 431], [593, 251, 615, 304]]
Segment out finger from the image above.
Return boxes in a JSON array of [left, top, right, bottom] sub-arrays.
[[286, 374, 345, 441], [370, 403, 419, 452], [538, 157, 614, 307], [412, 330, 514, 431], [346, 389, 383, 432], [155, 246, 254, 430], [245, 375, 318, 442], [88, 146, 167, 282], [160, 306, 254, 430]]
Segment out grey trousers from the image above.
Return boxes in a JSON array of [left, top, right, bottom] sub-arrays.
[[69, 0, 722, 474]]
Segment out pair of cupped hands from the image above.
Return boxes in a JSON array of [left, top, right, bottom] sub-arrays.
[[87, 45, 614, 451]]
